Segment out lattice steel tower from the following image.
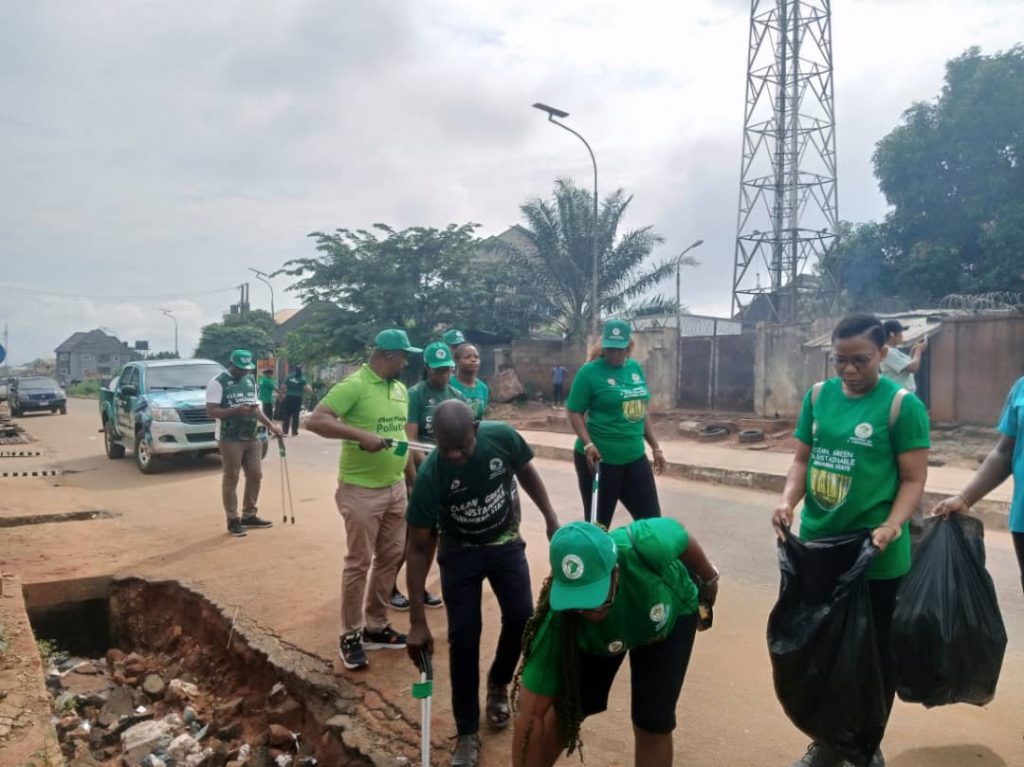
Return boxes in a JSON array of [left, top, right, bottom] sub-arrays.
[[731, 0, 838, 323]]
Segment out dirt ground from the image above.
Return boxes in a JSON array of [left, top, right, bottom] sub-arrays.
[[1, 400, 1022, 766]]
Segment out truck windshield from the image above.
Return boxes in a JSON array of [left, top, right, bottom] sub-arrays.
[[146, 364, 224, 390], [19, 378, 60, 390]]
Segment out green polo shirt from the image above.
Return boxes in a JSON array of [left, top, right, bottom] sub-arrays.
[[566, 357, 650, 465], [258, 375, 276, 404], [520, 518, 698, 698], [407, 381, 463, 443], [449, 377, 489, 421], [320, 364, 410, 488]]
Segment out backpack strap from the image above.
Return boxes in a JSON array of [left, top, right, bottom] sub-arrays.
[[810, 381, 825, 413], [889, 387, 908, 431]]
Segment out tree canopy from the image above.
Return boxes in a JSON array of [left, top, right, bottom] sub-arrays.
[[831, 46, 1024, 307], [194, 310, 275, 364]]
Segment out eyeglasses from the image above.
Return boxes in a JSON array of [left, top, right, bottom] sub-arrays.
[[830, 354, 876, 370]]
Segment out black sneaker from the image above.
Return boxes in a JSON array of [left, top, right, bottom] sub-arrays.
[[792, 743, 844, 767], [424, 591, 444, 609], [362, 625, 407, 650], [227, 519, 247, 537], [241, 515, 273, 529], [389, 589, 410, 611], [451, 733, 481, 767], [339, 631, 368, 670]]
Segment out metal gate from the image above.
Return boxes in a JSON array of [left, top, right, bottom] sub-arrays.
[[677, 333, 755, 411]]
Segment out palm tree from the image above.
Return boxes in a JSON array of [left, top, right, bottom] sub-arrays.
[[516, 179, 680, 342]]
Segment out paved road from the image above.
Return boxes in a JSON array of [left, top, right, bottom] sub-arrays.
[[1, 399, 1022, 766]]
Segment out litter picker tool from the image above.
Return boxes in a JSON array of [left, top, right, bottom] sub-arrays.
[[358, 438, 436, 457], [412, 648, 433, 766], [276, 435, 295, 524], [588, 461, 601, 526]]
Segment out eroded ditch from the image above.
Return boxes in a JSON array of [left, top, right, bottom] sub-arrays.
[[24, 577, 426, 767]]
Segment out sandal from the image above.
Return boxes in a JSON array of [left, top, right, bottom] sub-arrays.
[[485, 683, 511, 730]]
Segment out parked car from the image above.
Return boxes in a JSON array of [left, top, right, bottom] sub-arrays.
[[99, 359, 268, 474], [10, 377, 67, 416]]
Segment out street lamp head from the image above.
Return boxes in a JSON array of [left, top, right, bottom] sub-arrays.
[[692, 239, 704, 248], [532, 102, 570, 120], [160, 308, 174, 317]]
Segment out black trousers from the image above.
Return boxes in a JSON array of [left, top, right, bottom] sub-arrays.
[[280, 396, 302, 436], [553, 382, 564, 404], [438, 539, 533, 736], [573, 451, 661, 529], [261, 401, 274, 420], [1014, 533, 1024, 595]]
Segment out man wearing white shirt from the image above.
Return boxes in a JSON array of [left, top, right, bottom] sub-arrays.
[[880, 320, 926, 392]]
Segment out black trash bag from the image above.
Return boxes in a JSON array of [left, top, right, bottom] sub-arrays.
[[768, 530, 886, 767], [892, 514, 1007, 707]]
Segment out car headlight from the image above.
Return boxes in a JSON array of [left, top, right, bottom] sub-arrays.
[[149, 407, 181, 422]]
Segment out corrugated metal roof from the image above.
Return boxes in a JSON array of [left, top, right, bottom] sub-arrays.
[[803, 313, 946, 349]]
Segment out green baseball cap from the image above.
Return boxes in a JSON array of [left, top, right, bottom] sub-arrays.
[[601, 319, 632, 349], [424, 341, 456, 369], [549, 522, 619, 611], [229, 349, 256, 370], [374, 329, 422, 354], [441, 328, 466, 346]]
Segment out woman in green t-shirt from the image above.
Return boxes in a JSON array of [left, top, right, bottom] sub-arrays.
[[771, 313, 930, 767], [510, 519, 719, 767], [450, 343, 489, 420], [566, 319, 666, 528]]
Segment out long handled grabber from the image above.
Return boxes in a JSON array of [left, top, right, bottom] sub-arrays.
[[382, 438, 435, 457], [276, 435, 295, 524], [588, 461, 601, 526], [412, 648, 433, 766]]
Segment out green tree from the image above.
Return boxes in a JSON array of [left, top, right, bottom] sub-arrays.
[[194, 310, 275, 364], [516, 179, 676, 342], [869, 46, 1024, 301], [278, 224, 538, 351]]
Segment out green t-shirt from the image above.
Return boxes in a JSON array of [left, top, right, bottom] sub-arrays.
[[449, 377, 489, 421], [407, 381, 462, 443], [258, 375, 276, 404], [320, 365, 410, 488], [206, 371, 259, 442], [520, 518, 699, 698], [406, 421, 533, 549], [794, 376, 931, 580], [566, 357, 650, 465], [284, 373, 307, 399]]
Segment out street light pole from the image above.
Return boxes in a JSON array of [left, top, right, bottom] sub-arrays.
[[532, 102, 600, 339], [671, 239, 703, 410], [160, 309, 178, 357], [248, 268, 275, 320]]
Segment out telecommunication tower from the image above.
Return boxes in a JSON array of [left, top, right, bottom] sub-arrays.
[[731, 0, 839, 323]]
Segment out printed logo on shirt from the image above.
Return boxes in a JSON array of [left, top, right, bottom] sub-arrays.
[[561, 554, 584, 580], [488, 457, 505, 479], [850, 422, 875, 447], [607, 378, 617, 386], [649, 603, 670, 630], [450, 479, 461, 491], [631, 373, 641, 383], [607, 640, 624, 654], [622, 398, 647, 423]]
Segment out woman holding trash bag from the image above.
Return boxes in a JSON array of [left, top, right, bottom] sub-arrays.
[[933, 374, 1024, 595], [511, 518, 718, 767], [771, 313, 930, 767], [566, 318, 667, 528]]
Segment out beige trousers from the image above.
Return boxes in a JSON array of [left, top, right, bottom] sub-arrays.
[[220, 439, 263, 521], [336, 480, 407, 635]]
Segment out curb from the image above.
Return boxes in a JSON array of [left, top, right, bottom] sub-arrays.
[[528, 443, 1011, 532]]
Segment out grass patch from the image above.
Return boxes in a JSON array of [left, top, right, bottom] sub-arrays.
[[68, 380, 102, 398]]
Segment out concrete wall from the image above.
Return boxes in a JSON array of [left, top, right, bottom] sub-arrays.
[[929, 314, 1024, 425], [632, 327, 679, 410], [753, 319, 835, 418], [507, 339, 584, 399]]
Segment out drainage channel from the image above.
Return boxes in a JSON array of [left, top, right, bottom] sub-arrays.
[[21, 577, 426, 767], [0, 510, 120, 528], [0, 469, 60, 479]]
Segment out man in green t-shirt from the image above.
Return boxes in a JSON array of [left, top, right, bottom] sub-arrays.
[[280, 364, 311, 437], [206, 349, 283, 538], [511, 519, 718, 767], [307, 329, 422, 672], [258, 368, 276, 421], [404, 400, 560, 767]]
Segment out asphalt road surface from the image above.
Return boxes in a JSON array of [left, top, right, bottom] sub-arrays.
[[1, 399, 1021, 766]]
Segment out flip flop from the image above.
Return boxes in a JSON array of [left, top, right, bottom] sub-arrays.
[[486, 684, 510, 730]]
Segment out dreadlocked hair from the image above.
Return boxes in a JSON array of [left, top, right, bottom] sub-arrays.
[[512, 576, 586, 762]]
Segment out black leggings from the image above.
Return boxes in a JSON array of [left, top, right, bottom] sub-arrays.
[[573, 451, 661, 529], [1014, 533, 1024, 595]]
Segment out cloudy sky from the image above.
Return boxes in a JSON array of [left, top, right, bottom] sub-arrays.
[[2, 0, 1023, 364]]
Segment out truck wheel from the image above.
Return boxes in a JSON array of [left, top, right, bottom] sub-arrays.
[[60, 404, 67, 415], [134, 431, 161, 474], [104, 421, 126, 459]]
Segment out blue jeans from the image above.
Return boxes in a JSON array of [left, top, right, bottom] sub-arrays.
[[438, 538, 533, 735]]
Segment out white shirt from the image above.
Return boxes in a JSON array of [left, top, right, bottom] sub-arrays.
[[880, 346, 916, 392]]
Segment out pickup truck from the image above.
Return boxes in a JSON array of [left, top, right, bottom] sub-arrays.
[[99, 359, 267, 474]]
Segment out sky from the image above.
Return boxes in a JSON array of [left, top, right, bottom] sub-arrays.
[[2, 0, 1023, 365]]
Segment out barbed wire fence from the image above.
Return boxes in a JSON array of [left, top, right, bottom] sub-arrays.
[[938, 292, 1024, 312]]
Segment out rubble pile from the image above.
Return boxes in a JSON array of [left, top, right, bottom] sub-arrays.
[[45, 648, 318, 767]]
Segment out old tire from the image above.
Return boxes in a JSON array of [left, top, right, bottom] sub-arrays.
[[134, 431, 161, 474], [738, 428, 765, 444], [104, 421, 126, 459]]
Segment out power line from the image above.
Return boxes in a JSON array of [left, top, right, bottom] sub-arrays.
[[0, 282, 240, 301]]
